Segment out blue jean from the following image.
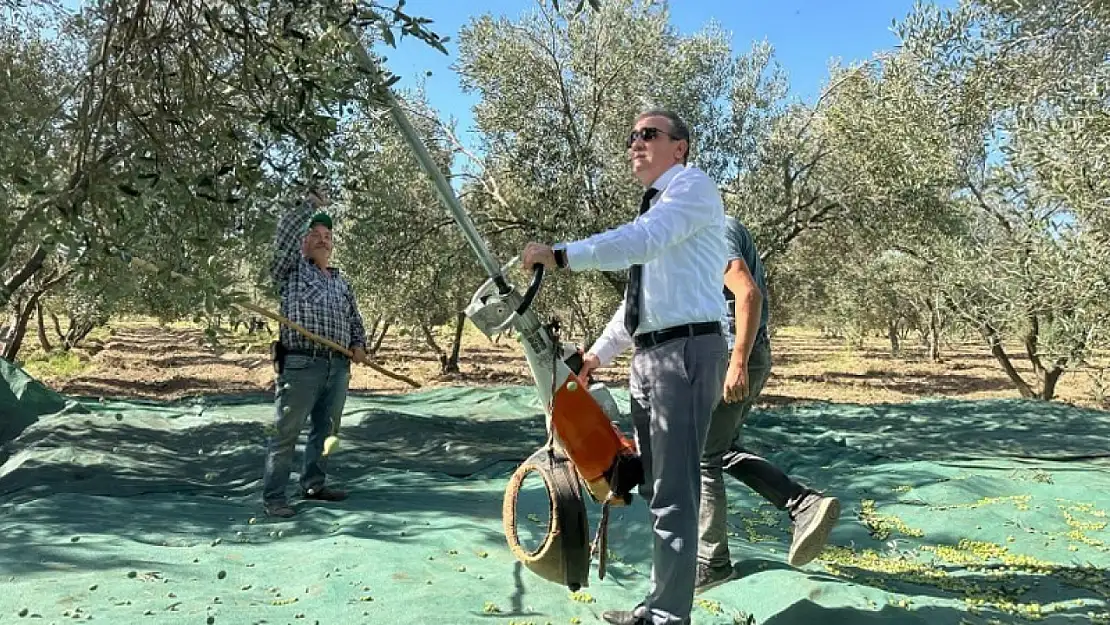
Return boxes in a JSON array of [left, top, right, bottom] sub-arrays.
[[262, 352, 351, 505]]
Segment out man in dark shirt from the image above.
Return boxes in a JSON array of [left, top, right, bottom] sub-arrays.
[[695, 216, 840, 592], [261, 184, 367, 518]]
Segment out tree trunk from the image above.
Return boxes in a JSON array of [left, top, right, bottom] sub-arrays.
[[600, 271, 627, 298], [1, 305, 19, 354], [898, 324, 912, 342], [419, 323, 448, 372], [1021, 312, 1064, 400], [2, 290, 46, 362], [0, 201, 46, 272], [0, 245, 47, 309], [1041, 366, 1064, 401], [569, 297, 594, 347], [68, 320, 96, 349], [50, 309, 66, 342], [928, 329, 941, 363], [981, 322, 1036, 398], [849, 325, 864, 350], [370, 318, 391, 355], [928, 301, 942, 362], [888, 320, 900, 356], [443, 311, 466, 374], [1019, 312, 1069, 401], [35, 302, 52, 352], [1024, 313, 1043, 377], [366, 316, 381, 345], [64, 313, 80, 348]]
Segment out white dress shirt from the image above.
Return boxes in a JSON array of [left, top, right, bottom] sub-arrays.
[[561, 163, 727, 366]]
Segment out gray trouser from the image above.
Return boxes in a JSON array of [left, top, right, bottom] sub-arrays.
[[628, 332, 727, 625], [697, 338, 814, 567]]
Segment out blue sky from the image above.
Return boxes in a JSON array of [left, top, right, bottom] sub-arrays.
[[375, 0, 950, 141]]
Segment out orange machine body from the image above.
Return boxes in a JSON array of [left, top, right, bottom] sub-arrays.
[[548, 372, 638, 504]]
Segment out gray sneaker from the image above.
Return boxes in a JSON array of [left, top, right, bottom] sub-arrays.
[[788, 494, 840, 566], [695, 561, 737, 594]]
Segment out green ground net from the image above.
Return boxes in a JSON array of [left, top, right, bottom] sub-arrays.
[[4, 361, 1110, 625]]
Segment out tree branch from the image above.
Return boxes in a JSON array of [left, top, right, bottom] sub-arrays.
[[0, 200, 49, 271], [0, 245, 49, 308], [796, 60, 878, 138], [966, 175, 1014, 235], [760, 200, 841, 263]]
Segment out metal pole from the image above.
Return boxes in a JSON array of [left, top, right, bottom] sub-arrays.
[[342, 29, 508, 288]]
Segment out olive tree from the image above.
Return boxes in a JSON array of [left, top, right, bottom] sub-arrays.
[[1, 0, 451, 361]]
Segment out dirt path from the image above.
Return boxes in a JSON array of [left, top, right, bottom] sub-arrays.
[[45, 321, 538, 401], [32, 320, 1109, 409], [56, 324, 275, 400]]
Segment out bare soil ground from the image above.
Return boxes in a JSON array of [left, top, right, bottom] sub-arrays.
[[19, 319, 1110, 411]]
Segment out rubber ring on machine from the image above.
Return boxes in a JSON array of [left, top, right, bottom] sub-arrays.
[[502, 445, 591, 591]]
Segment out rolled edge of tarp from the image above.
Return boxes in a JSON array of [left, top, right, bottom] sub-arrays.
[[502, 445, 591, 591]]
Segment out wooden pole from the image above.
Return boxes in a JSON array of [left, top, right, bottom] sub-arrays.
[[127, 256, 421, 388], [235, 301, 421, 388]]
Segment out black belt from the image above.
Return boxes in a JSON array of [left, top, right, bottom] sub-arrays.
[[634, 321, 721, 349], [284, 345, 347, 359], [271, 341, 346, 374]]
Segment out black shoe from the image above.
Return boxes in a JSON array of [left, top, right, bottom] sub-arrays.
[[264, 502, 296, 518], [788, 493, 840, 566], [695, 561, 737, 594], [302, 486, 348, 501], [601, 610, 649, 625]]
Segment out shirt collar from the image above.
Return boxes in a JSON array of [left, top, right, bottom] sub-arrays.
[[648, 163, 686, 195], [302, 254, 336, 275]]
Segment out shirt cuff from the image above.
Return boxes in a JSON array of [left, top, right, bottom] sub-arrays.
[[594, 339, 630, 368], [589, 339, 620, 368], [561, 240, 596, 271], [553, 246, 568, 269]]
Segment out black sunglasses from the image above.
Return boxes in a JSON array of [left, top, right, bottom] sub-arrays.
[[627, 126, 680, 148]]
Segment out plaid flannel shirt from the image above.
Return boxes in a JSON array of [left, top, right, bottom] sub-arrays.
[[270, 199, 366, 355]]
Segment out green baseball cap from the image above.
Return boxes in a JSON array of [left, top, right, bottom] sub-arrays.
[[308, 212, 332, 231]]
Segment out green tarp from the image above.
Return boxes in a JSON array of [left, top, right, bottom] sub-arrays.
[[2, 364, 1110, 624], [0, 358, 87, 447]]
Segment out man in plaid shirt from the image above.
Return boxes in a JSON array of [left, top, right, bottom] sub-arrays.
[[261, 184, 368, 518]]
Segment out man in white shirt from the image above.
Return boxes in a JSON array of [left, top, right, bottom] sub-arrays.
[[523, 110, 728, 625]]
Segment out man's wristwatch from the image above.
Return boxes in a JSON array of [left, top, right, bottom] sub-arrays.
[[553, 246, 568, 269]]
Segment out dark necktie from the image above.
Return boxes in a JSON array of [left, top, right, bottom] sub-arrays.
[[623, 187, 659, 336]]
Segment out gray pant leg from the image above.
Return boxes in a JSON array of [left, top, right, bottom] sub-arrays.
[[697, 366, 752, 567], [629, 358, 653, 501], [698, 340, 813, 565], [630, 334, 727, 625], [721, 341, 812, 511]]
